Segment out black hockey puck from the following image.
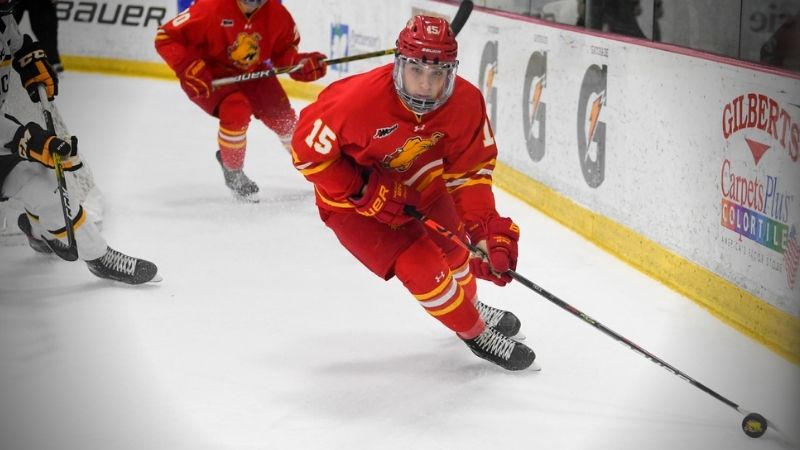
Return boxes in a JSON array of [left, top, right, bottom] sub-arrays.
[[741, 412, 767, 438]]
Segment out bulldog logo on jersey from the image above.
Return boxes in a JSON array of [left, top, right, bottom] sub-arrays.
[[228, 32, 261, 69], [382, 132, 444, 172]]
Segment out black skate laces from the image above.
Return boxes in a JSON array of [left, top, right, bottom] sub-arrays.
[[474, 327, 515, 360], [100, 248, 137, 275]]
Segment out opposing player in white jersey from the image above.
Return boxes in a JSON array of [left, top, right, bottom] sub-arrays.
[[0, 0, 159, 284]]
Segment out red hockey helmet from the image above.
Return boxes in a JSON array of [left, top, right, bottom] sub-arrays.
[[393, 15, 459, 114], [396, 15, 458, 64]]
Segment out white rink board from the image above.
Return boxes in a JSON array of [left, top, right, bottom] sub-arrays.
[[53, 0, 800, 317], [285, 0, 800, 315], [56, 0, 178, 61]]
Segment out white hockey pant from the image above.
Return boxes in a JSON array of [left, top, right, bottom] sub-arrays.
[[3, 161, 107, 261]]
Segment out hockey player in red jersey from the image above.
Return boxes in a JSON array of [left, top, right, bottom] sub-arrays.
[[291, 16, 535, 371], [155, 0, 327, 202]]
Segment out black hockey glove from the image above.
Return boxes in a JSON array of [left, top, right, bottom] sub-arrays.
[[12, 35, 59, 102], [7, 121, 75, 169]]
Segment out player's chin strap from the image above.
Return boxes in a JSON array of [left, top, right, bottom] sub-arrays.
[[403, 205, 786, 439], [36, 83, 78, 261], [211, 0, 475, 88]]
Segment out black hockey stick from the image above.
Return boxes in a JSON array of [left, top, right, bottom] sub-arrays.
[[211, 49, 395, 88], [449, 0, 474, 35], [212, 0, 474, 88], [404, 205, 784, 439], [36, 84, 78, 261]]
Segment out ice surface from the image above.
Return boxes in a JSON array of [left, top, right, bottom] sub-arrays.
[[0, 72, 798, 450]]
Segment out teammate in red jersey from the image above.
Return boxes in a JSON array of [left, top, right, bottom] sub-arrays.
[[155, 0, 326, 202], [291, 15, 535, 371]]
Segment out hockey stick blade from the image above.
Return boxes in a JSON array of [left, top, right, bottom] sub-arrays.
[[403, 205, 789, 438]]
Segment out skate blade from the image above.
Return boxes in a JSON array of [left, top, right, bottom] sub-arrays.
[[233, 194, 260, 204], [529, 362, 542, 372], [511, 331, 526, 341], [148, 274, 163, 283]]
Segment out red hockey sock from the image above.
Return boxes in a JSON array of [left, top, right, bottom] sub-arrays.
[[218, 125, 247, 169], [395, 238, 482, 336], [217, 91, 251, 170], [449, 252, 477, 306]]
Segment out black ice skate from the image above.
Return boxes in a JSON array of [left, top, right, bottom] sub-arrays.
[[475, 300, 522, 337], [18, 214, 79, 261], [216, 151, 259, 202], [17, 213, 53, 255], [86, 246, 160, 285], [463, 326, 536, 371]]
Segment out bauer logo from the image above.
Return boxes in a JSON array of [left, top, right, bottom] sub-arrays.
[[719, 93, 799, 289], [479, 41, 499, 131], [55, 1, 167, 27], [576, 64, 607, 188], [523, 50, 547, 162]]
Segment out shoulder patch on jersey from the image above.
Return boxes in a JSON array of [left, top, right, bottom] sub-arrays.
[[373, 124, 398, 139]]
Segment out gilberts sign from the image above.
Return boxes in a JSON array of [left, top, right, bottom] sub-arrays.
[[720, 92, 799, 289]]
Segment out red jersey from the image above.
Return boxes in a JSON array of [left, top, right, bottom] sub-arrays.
[[155, 0, 300, 78], [291, 64, 500, 226]]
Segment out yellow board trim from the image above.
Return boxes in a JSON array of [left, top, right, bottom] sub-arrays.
[[494, 162, 800, 365]]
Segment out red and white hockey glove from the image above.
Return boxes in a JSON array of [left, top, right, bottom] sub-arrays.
[[289, 52, 327, 82], [179, 59, 212, 99], [8, 121, 75, 169], [467, 216, 520, 286], [350, 171, 420, 227], [13, 35, 58, 103]]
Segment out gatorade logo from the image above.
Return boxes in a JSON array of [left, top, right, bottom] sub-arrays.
[[576, 64, 608, 188], [523, 51, 547, 162], [479, 40, 499, 131]]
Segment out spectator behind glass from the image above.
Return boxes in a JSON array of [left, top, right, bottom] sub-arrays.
[[577, 0, 587, 25], [586, 0, 646, 38], [760, 11, 800, 72], [652, 0, 663, 41], [13, 0, 62, 72]]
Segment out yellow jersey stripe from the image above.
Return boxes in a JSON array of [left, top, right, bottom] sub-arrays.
[[428, 290, 465, 317]]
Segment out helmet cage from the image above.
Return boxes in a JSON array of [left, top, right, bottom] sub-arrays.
[[393, 55, 458, 114], [239, 0, 266, 9]]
